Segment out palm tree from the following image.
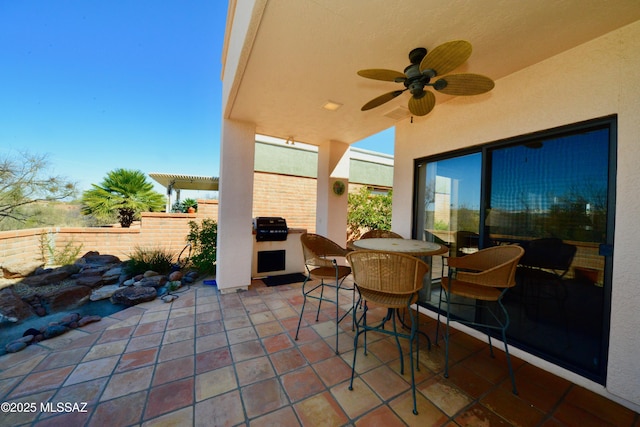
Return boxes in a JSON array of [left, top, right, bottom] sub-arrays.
[[81, 169, 165, 227]]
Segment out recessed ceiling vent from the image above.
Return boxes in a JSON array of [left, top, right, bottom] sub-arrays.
[[384, 106, 410, 120]]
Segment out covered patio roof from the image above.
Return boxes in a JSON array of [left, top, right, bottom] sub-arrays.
[[149, 173, 219, 211]]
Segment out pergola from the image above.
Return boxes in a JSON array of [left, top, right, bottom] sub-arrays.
[[149, 173, 219, 212]]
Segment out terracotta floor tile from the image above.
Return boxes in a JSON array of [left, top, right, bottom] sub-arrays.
[[88, 389, 147, 427], [9, 366, 74, 397], [361, 365, 411, 401], [418, 376, 472, 417], [241, 377, 289, 418], [227, 325, 259, 344], [281, 365, 325, 402], [97, 325, 135, 343], [195, 320, 224, 337], [255, 320, 285, 338], [1, 389, 56, 426], [236, 356, 276, 386], [141, 406, 193, 427], [125, 332, 163, 353], [355, 405, 406, 427], [294, 391, 349, 427], [389, 391, 448, 427], [34, 348, 87, 372], [224, 315, 252, 331], [194, 390, 245, 427], [331, 377, 381, 419], [115, 347, 158, 373], [299, 339, 336, 364], [64, 355, 119, 386], [343, 347, 384, 374], [82, 340, 127, 361], [249, 310, 277, 325], [262, 333, 294, 353], [166, 314, 195, 330], [133, 319, 167, 337], [270, 348, 308, 375], [455, 402, 513, 427], [195, 365, 237, 401], [553, 385, 638, 427], [481, 385, 545, 427], [445, 362, 495, 399], [249, 406, 301, 427], [195, 331, 228, 353], [230, 340, 265, 362], [52, 376, 109, 407], [508, 363, 571, 412], [100, 365, 154, 401], [152, 355, 194, 386], [313, 356, 353, 387], [158, 338, 195, 362], [144, 377, 194, 419], [163, 325, 195, 345], [195, 347, 232, 374]]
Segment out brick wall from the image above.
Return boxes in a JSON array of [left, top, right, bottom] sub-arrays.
[[253, 172, 317, 233], [0, 199, 219, 273]]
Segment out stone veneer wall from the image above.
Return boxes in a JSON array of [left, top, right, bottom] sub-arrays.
[[0, 199, 219, 272]]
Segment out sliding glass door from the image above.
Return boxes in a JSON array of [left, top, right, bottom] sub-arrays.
[[414, 117, 615, 383]]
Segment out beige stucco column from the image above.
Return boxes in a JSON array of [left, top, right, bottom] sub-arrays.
[[315, 140, 350, 245], [216, 118, 256, 293]]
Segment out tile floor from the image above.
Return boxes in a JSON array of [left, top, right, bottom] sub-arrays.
[[1, 277, 638, 426]]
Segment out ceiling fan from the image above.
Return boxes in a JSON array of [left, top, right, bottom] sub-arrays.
[[357, 40, 494, 117]]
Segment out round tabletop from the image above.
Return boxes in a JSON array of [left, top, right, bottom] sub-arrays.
[[351, 238, 447, 256]]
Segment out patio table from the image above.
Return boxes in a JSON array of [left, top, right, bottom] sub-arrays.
[[350, 238, 447, 256]]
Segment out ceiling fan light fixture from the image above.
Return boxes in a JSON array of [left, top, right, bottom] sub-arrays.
[[322, 100, 343, 111]]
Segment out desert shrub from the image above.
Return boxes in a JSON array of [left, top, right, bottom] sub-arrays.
[[186, 218, 217, 274], [39, 234, 84, 266], [125, 246, 176, 275]]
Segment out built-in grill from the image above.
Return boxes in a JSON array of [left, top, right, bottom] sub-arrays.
[[253, 217, 288, 241]]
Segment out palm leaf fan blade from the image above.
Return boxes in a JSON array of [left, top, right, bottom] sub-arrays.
[[357, 69, 406, 82], [361, 90, 405, 111], [420, 40, 472, 76], [408, 91, 436, 116], [436, 74, 495, 96]]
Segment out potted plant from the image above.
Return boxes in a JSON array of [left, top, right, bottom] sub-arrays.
[[181, 198, 198, 213]]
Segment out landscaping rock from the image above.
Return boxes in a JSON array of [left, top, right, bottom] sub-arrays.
[[1, 260, 44, 279], [0, 287, 35, 323], [90, 284, 121, 301], [75, 275, 105, 288], [137, 275, 167, 289], [43, 324, 68, 339], [110, 286, 157, 306], [77, 252, 121, 266], [21, 268, 74, 287], [42, 285, 92, 311], [77, 315, 101, 327], [169, 271, 183, 281], [5, 341, 27, 353]]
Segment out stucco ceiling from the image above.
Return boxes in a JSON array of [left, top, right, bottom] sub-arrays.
[[223, 0, 640, 147]]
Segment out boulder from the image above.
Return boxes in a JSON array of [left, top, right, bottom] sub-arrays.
[[169, 271, 183, 281], [21, 268, 74, 287], [1, 260, 44, 279], [110, 286, 157, 306], [75, 275, 105, 288], [0, 287, 35, 323], [41, 285, 92, 311], [90, 284, 121, 301], [5, 341, 27, 353], [136, 275, 167, 289], [77, 252, 121, 265]]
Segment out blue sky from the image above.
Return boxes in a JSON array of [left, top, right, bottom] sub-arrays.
[[0, 1, 393, 197]]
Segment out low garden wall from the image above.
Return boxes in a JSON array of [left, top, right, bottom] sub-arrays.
[[0, 199, 218, 275]]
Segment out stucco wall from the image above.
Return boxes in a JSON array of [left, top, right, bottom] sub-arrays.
[[392, 21, 640, 409]]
